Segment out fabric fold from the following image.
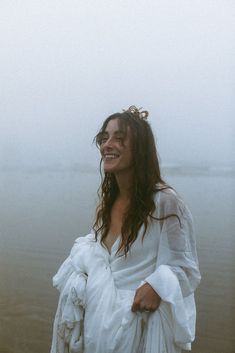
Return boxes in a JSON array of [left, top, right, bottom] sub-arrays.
[[50, 238, 89, 353], [145, 264, 195, 350], [50, 189, 201, 353], [50, 271, 86, 353]]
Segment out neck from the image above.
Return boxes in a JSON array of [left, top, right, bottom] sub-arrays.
[[115, 170, 133, 199]]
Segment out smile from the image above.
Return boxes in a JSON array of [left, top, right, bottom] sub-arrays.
[[103, 153, 120, 160]]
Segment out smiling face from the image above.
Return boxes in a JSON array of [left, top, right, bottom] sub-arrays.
[[99, 118, 133, 176]]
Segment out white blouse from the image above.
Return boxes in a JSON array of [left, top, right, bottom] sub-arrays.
[[50, 188, 201, 353]]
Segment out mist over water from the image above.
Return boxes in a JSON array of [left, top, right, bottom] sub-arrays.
[[0, 165, 234, 353], [0, 1, 234, 352], [1, 0, 235, 170]]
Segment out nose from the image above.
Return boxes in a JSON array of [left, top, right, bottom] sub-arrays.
[[102, 137, 114, 149]]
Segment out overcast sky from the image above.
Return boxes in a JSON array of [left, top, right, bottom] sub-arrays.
[[0, 0, 234, 168]]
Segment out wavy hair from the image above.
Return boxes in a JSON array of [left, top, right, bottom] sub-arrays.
[[93, 108, 178, 256]]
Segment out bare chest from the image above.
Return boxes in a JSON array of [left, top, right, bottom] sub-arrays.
[[103, 200, 128, 253]]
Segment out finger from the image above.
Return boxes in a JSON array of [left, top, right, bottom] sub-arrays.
[[142, 303, 160, 312], [139, 303, 151, 312], [131, 290, 139, 312], [131, 300, 140, 312], [132, 300, 150, 313], [131, 302, 138, 312]]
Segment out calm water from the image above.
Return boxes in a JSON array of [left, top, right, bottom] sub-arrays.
[[0, 167, 234, 353]]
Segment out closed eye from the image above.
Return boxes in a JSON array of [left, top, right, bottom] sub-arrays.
[[97, 130, 126, 146], [100, 137, 108, 144]]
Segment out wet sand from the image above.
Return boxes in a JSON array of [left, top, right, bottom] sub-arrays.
[[0, 168, 234, 353]]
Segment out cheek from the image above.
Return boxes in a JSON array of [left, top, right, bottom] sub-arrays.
[[99, 146, 104, 155]]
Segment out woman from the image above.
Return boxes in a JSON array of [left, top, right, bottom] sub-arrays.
[[50, 106, 201, 353]]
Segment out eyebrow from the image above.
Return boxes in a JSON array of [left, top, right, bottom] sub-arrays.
[[102, 130, 125, 136]]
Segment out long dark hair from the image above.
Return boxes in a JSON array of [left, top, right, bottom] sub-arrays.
[[93, 107, 177, 256]]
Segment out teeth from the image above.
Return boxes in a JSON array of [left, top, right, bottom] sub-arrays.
[[104, 154, 119, 159]]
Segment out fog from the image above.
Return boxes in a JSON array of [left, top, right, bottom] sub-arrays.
[[1, 0, 234, 169]]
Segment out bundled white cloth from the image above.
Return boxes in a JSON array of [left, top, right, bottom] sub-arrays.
[[50, 189, 201, 353]]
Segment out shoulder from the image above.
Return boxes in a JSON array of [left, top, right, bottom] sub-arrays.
[[154, 185, 192, 221], [154, 185, 182, 208], [74, 232, 96, 245], [70, 233, 96, 257]]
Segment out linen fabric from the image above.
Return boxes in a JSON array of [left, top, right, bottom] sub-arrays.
[[50, 188, 201, 353]]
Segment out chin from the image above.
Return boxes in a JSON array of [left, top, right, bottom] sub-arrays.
[[103, 166, 116, 173], [103, 163, 120, 174]]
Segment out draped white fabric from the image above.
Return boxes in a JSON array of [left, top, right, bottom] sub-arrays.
[[50, 189, 201, 353]]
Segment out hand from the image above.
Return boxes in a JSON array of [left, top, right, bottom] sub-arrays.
[[131, 282, 161, 313]]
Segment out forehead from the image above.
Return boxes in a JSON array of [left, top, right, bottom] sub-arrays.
[[104, 118, 129, 135]]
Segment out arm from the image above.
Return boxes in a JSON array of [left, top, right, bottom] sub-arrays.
[[141, 190, 201, 348], [145, 191, 201, 298], [132, 190, 200, 313]]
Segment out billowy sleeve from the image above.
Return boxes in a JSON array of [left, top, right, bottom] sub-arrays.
[[145, 189, 201, 350], [50, 234, 94, 353]]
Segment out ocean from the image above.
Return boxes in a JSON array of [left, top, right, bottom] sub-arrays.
[[0, 165, 234, 353]]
